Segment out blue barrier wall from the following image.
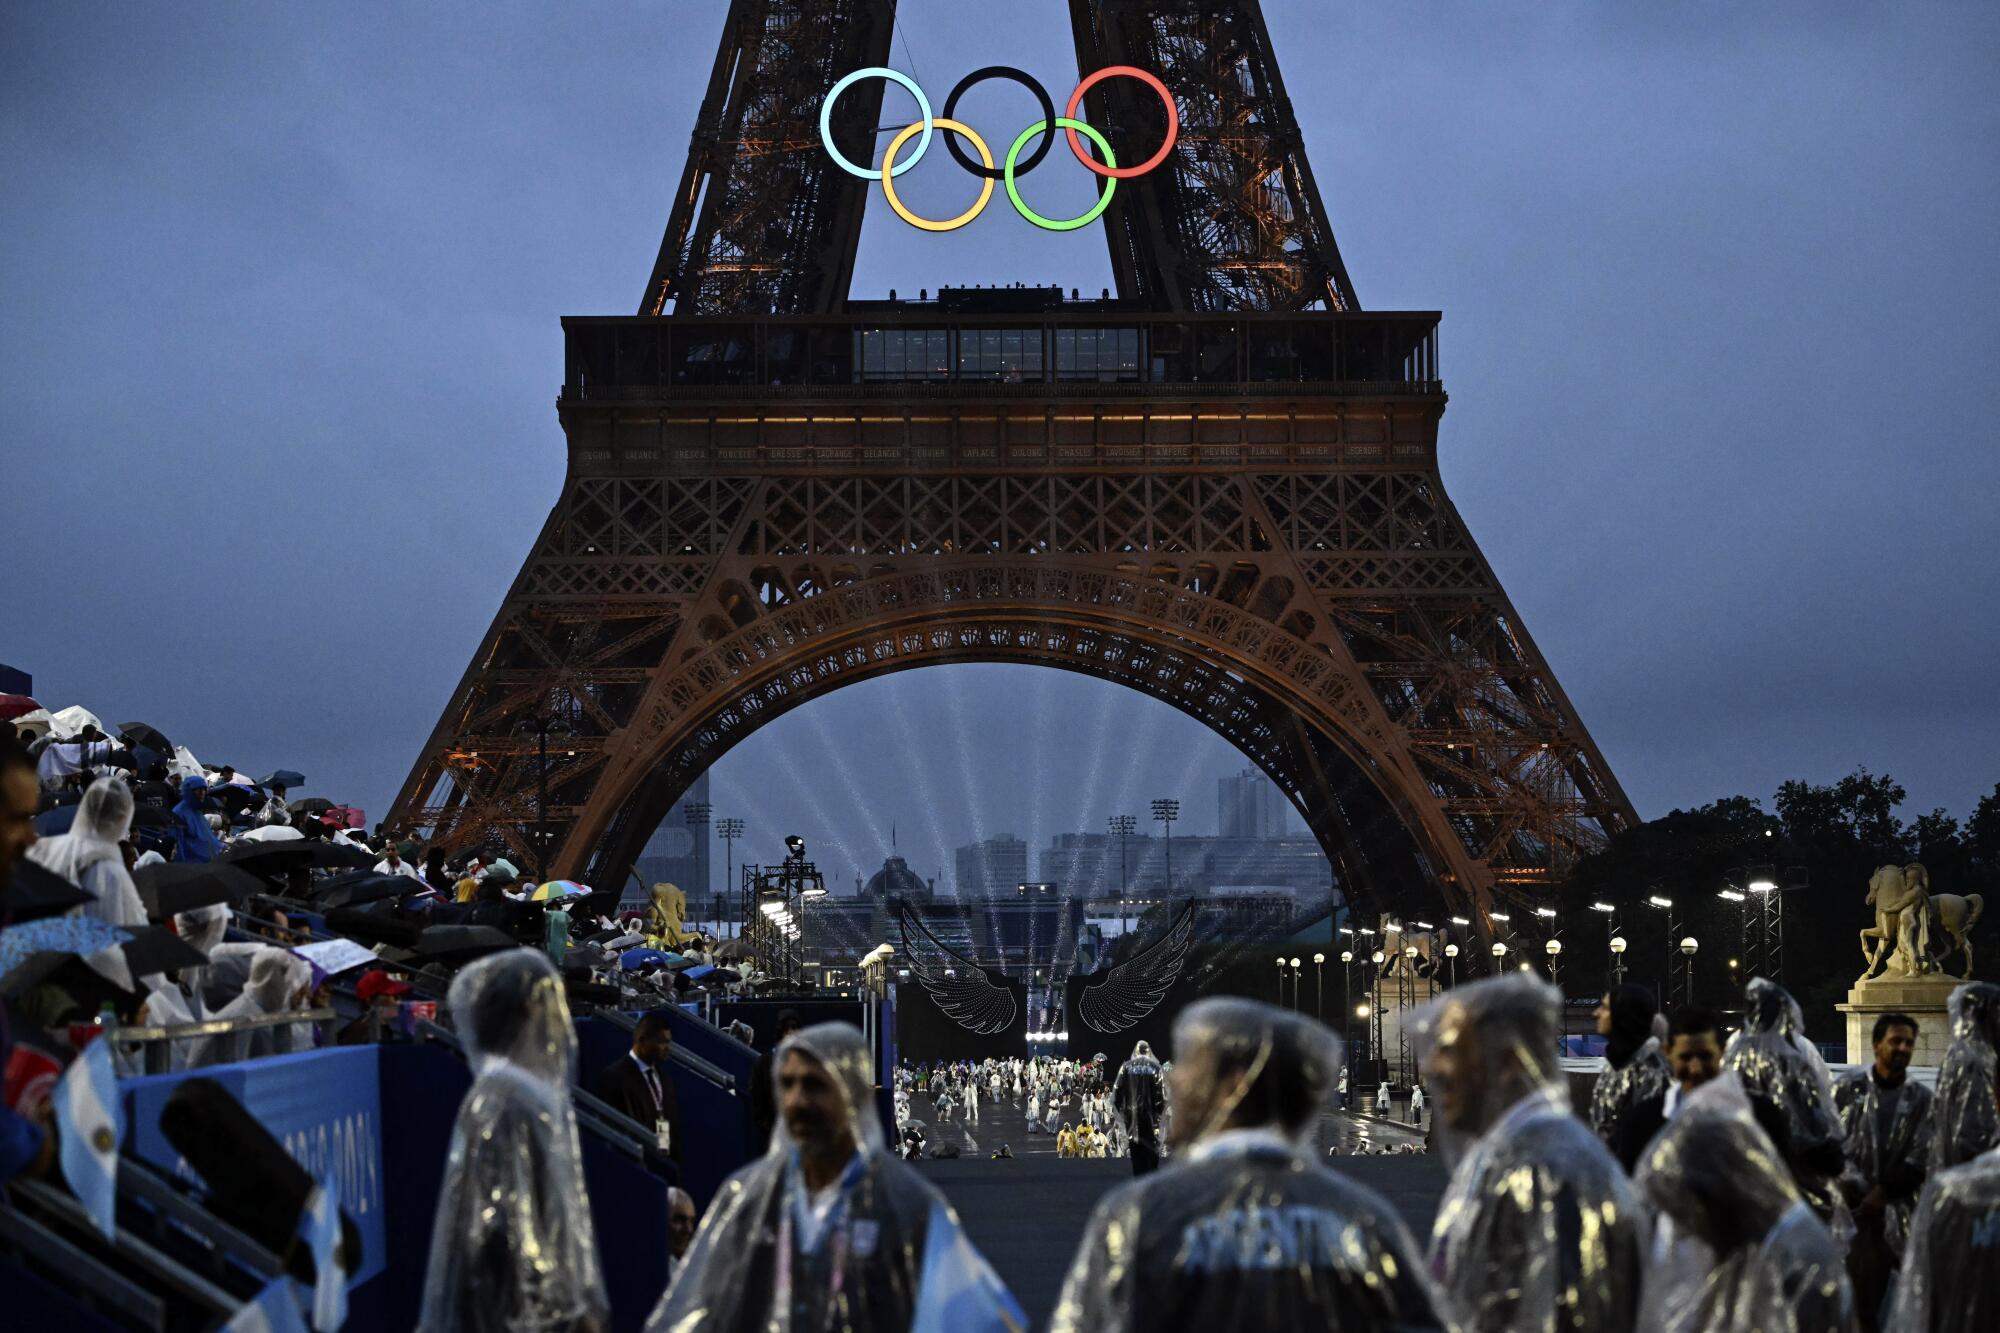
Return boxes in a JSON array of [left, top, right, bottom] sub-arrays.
[[576, 1015, 748, 1208]]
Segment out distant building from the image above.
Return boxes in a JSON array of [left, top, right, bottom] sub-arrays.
[[954, 833, 1028, 899], [1218, 765, 1289, 838], [864, 853, 934, 904], [632, 771, 710, 909]]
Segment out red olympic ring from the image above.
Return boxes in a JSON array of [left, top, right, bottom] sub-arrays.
[[1064, 65, 1179, 180]]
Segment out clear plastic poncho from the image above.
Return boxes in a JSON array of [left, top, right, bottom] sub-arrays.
[[26, 776, 146, 928], [1589, 984, 1670, 1154], [1885, 1143, 2000, 1333], [1417, 973, 1646, 1333], [648, 1021, 1020, 1333], [1719, 977, 1848, 1227], [417, 949, 607, 1333], [184, 947, 311, 1067], [1927, 981, 2000, 1172], [1634, 1074, 1856, 1333], [1110, 1039, 1167, 1151], [1830, 1062, 1933, 1256], [1051, 998, 1451, 1333]]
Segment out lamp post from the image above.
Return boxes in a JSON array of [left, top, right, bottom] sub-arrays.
[[1679, 936, 1699, 1004], [716, 817, 745, 934], [1719, 887, 1747, 992], [1443, 942, 1459, 987], [1313, 952, 1325, 1019], [1609, 934, 1627, 984], [1275, 954, 1287, 1005], [1151, 799, 1179, 895], [1646, 895, 1678, 1006], [1544, 937, 1562, 989], [1290, 957, 1303, 1011], [1489, 911, 1512, 974]]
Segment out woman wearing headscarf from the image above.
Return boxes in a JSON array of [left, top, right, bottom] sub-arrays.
[[169, 774, 221, 864], [648, 1021, 1021, 1333], [418, 950, 607, 1333], [26, 775, 145, 927], [1634, 1074, 1856, 1333], [1589, 983, 1669, 1161]]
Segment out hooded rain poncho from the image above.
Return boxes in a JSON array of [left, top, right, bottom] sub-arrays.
[[1588, 984, 1669, 1152], [1051, 998, 1450, 1333], [1719, 977, 1848, 1230], [1634, 1074, 1856, 1333], [1886, 1142, 2000, 1333], [647, 1021, 1020, 1333], [184, 947, 311, 1067], [417, 949, 607, 1333], [26, 776, 145, 927], [169, 775, 222, 864], [1110, 1039, 1167, 1151], [1831, 1060, 1933, 1256], [1928, 981, 2000, 1172], [1418, 973, 1645, 1333]]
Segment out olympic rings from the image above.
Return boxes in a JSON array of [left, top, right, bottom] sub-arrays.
[[822, 67, 932, 179], [1006, 119, 1116, 232], [1065, 66, 1177, 179], [819, 64, 1177, 231], [882, 118, 994, 233], [943, 66, 1055, 181]]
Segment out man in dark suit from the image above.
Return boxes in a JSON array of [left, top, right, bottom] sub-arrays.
[[595, 1010, 682, 1169]]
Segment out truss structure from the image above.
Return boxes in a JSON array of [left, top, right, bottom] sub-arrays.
[[388, 0, 1636, 925]]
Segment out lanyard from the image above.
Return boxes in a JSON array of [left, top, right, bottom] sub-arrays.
[[632, 1054, 663, 1113]]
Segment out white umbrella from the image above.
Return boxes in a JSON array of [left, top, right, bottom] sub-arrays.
[[11, 708, 53, 739], [234, 825, 303, 844], [48, 705, 106, 737], [168, 745, 204, 781]]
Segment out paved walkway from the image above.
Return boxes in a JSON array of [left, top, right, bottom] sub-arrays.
[[908, 1089, 1446, 1329]]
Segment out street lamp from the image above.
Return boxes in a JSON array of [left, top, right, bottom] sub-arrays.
[[1609, 934, 1628, 983], [1490, 940, 1508, 969], [1646, 895, 1679, 1003], [1443, 942, 1459, 987], [1275, 954, 1287, 1005], [1151, 799, 1179, 895], [1678, 936, 1700, 1004], [1289, 957, 1302, 1011], [1544, 937, 1562, 988], [1313, 952, 1325, 1019]]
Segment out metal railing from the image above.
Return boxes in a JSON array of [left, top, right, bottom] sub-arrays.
[[109, 1008, 338, 1075]]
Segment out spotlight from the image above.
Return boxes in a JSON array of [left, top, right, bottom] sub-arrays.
[[1449, 917, 1470, 926], [1532, 907, 1557, 919], [786, 835, 805, 857], [1355, 1003, 1371, 1018], [1412, 921, 1434, 930], [1489, 912, 1510, 923], [1748, 877, 1777, 894], [1718, 889, 1745, 902], [803, 887, 828, 899], [1647, 896, 1674, 909]]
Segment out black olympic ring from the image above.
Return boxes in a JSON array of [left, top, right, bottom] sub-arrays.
[[941, 66, 1057, 181]]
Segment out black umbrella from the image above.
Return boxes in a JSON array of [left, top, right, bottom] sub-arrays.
[[118, 924, 211, 976], [118, 722, 174, 754], [214, 785, 267, 816], [414, 925, 521, 962], [134, 861, 263, 918], [259, 770, 306, 790], [288, 798, 335, 816], [220, 839, 376, 874], [3, 861, 94, 922], [316, 871, 420, 910]]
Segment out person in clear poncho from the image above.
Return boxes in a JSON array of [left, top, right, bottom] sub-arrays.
[[418, 949, 607, 1333], [1887, 1055, 2000, 1333], [1111, 1039, 1168, 1176], [1050, 998, 1451, 1333], [1418, 972, 1646, 1333], [647, 1021, 1022, 1333], [1634, 1073, 1856, 1333], [1721, 977, 1849, 1229], [1589, 983, 1669, 1159], [184, 946, 313, 1067], [1927, 980, 2000, 1172], [1831, 1012, 1931, 1328], [26, 775, 146, 927]]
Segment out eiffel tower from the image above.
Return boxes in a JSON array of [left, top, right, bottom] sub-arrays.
[[387, 0, 1635, 923]]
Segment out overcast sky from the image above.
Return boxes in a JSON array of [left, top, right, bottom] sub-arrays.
[[4, 2, 1995, 890]]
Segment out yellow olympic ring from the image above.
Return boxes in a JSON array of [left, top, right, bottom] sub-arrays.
[[880, 118, 993, 233]]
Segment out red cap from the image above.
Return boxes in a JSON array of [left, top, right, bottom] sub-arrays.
[[356, 969, 413, 1002]]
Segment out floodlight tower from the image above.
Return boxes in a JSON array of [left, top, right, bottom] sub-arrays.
[[1108, 813, 1136, 909], [1150, 798, 1179, 896], [717, 817, 745, 933]]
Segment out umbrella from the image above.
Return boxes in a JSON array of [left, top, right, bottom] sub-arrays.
[[0, 693, 41, 721], [620, 948, 672, 971], [316, 872, 419, 910], [48, 705, 107, 737], [234, 825, 303, 844], [220, 839, 375, 873], [0, 917, 133, 980], [414, 925, 521, 963], [683, 963, 717, 980], [213, 785, 266, 816], [288, 798, 334, 816], [117, 924, 210, 976], [134, 861, 262, 917], [11, 708, 53, 739], [530, 880, 590, 901], [118, 722, 174, 754], [3, 861, 94, 921], [258, 770, 306, 790]]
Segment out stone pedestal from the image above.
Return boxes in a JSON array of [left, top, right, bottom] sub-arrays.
[[1838, 974, 1962, 1065]]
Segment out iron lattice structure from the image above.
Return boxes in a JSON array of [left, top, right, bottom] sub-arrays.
[[388, 0, 1635, 923]]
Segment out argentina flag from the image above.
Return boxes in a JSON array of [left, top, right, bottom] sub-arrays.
[[302, 1174, 348, 1330], [911, 1199, 1026, 1333], [55, 1031, 123, 1239]]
